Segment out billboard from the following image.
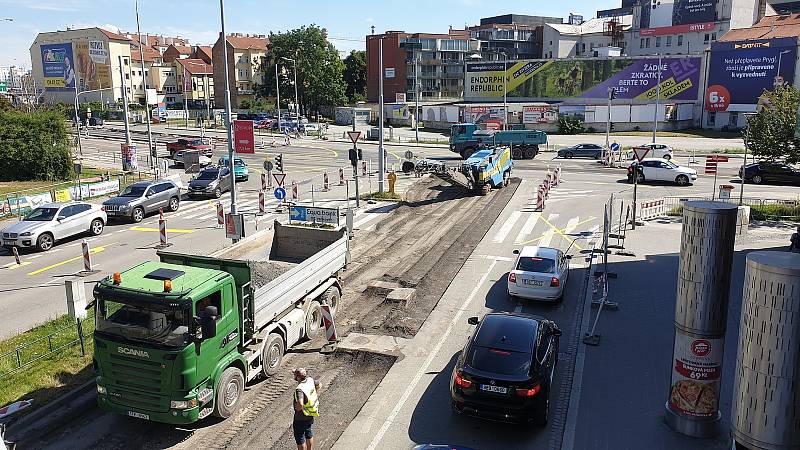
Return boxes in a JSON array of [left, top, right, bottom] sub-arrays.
[[422, 105, 459, 123], [233, 120, 255, 154], [75, 40, 111, 91], [523, 105, 559, 124], [640, 0, 717, 36], [41, 43, 76, 90], [706, 37, 798, 111], [465, 57, 702, 102]]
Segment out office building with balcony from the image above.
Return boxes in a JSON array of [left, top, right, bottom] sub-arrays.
[[469, 14, 563, 60], [366, 30, 478, 103], [212, 33, 268, 107]]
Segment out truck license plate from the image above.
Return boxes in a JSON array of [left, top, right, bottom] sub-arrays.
[[127, 411, 150, 420], [480, 384, 508, 394], [523, 279, 543, 287]]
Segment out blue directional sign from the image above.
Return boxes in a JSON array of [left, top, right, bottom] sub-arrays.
[[289, 206, 307, 221], [274, 187, 286, 200], [610, 142, 620, 152]]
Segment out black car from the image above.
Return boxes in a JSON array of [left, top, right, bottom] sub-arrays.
[[739, 162, 800, 185], [187, 167, 232, 198], [450, 312, 561, 425], [557, 143, 604, 159]]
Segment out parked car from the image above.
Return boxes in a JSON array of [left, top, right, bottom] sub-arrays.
[[627, 143, 673, 160], [1, 202, 107, 252], [167, 138, 212, 157], [739, 161, 800, 185], [271, 121, 298, 132], [174, 150, 212, 168], [558, 143, 604, 159], [254, 119, 275, 129], [187, 166, 232, 198], [218, 156, 249, 181], [299, 123, 319, 133], [507, 246, 570, 302], [102, 180, 181, 223], [627, 158, 697, 186], [86, 116, 104, 127], [451, 312, 561, 425]]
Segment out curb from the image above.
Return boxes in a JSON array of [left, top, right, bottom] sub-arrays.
[[561, 243, 598, 450], [5, 379, 96, 444]]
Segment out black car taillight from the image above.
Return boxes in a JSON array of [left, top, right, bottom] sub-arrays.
[[515, 383, 542, 397], [455, 370, 473, 389]]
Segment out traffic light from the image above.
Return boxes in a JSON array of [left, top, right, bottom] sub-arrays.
[[608, 87, 617, 101], [357, 148, 363, 160], [275, 153, 283, 173], [609, 123, 615, 132], [349, 148, 357, 167]]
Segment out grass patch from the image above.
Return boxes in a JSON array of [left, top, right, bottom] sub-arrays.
[[0, 167, 117, 197], [0, 313, 95, 411], [751, 204, 800, 222], [360, 191, 402, 201]]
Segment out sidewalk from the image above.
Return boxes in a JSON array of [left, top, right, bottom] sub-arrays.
[[565, 218, 791, 449]]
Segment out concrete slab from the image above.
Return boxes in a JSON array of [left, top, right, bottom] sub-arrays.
[[336, 332, 410, 358], [363, 280, 403, 295], [384, 287, 416, 307]]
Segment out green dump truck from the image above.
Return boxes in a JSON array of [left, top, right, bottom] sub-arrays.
[[92, 222, 347, 424], [449, 123, 547, 160]]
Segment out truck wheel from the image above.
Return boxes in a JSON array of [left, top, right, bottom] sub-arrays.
[[305, 302, 323, 339], [320, 286, 341, 316], [511, 148, 522, 159], [502, 171, 511, 187], [461, 147, 475, 159], [401, 161, 415, 174], [261, 333, 284, 378], [213, 367, 244, 419], [524, 147, 536, 159]]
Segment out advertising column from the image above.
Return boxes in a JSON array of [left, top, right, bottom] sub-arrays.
[[665, 201, 738, 437]]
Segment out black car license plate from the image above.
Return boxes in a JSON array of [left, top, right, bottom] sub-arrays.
[[480, 384, 508, 394]]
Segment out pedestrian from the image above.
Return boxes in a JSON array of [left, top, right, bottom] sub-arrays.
[[292, 368, 320, 450], [284, 128, 292, 146]]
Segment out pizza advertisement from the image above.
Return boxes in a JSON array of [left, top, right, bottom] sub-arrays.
[[668, 333, 724, 418]]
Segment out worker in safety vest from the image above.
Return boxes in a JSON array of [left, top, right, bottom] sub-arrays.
[[292, 367, 321, 450]]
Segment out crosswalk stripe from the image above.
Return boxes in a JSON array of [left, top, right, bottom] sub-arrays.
[[540, 229, 555, 247], [493, 211, 522, 244], [514, 212, 541, 245]]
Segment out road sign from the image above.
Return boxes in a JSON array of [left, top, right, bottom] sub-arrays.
[[273, 173, 286, 187], [0, 82, 6, 93], [632, 146, 651, 163], [233, 120, 255, 154], [289, 206, 339, 225], [610, 142, 621, 153], [225, 213, 244, 240], [707, 155, 729, 163], [395, 92, 406, 103], [0, 399, 33, 419], [347, 131, 361, 144], [274, 187, 286, 200], [263, 160, 273, 172]]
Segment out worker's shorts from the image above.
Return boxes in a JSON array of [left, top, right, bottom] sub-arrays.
[[293, 419, 314, 445]]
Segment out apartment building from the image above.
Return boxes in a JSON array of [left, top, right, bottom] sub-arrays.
[[163, 43, 192, 62], [212, 33, 269, 107], [470, 14, 563, 60], [0, 66, 28, 91], [542, 15, 632, 58], [367, 30, 479, 102], [175, 58, 214, 109]]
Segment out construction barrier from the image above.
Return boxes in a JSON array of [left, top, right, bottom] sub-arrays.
[[339, 168, 345, 186], [536, 186, 545, 211], [639, 198, 667, 221], [291, 181, 298, 201], [81, 240, 92, 272], [323, 172, 330, 191], [261, 173, 267, 191], [12, 246, 20, 265], [158, 209, 168, 247], [259, 190, 266, 215], [216, 202, 224, 228], [321, 304, 338, 342]]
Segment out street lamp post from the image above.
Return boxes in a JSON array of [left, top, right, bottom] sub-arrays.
[[378, 36, 385, 193], [281, 56, 299, 122], [275, 64, 281, 134], [652, 52, 663, 143], [218, 0, 238, 239], [73, 82, 83, 156], [117, 56, 132, 145], [502, 51, 508, 131], [414, 56, 419, 143], [136, 0, 156, 171]]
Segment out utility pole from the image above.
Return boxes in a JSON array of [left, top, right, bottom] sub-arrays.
[[219, 0, 238, 240], [183, 65, 189, 129], [503, 51, 508, 131], [275, 64, 281, 134], [605, 87, 614, 157], [136, 0, 156, 171], [73, 79, 83, 156], [378, 37, 385, 193], [414, 56, 419, 143], [118, 55, 132, 145], [652, 52, 663, 143], [352, 108, 360, 207], [281, 56, 300, 122]]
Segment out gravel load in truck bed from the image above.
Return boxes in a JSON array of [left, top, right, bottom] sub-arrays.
[[249, 260, 296, 288]]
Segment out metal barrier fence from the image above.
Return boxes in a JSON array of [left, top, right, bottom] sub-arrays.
[[662, 196, 800, 209], [0, 312, 94, 379]]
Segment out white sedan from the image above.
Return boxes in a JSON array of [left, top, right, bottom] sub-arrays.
[[627, 158, 697, 186], [507, 246, 570, 302]]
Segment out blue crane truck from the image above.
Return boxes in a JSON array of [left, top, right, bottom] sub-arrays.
[[449, 123, 547, 160]]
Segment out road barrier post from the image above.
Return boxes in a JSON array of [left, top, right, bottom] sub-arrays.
[[12, 246, 20, 265], [361, 160, 367, 177], [157, 208, 170, 249], [291, 181, 298, 202], [536, 185, 545, 211], [323, 172, 330, 191], [339, 167, 345, 186], [216, 202, 224, 228], [261, 172, 267, 191], [78, 240, 98, 275], [259, 190, 266, 215]]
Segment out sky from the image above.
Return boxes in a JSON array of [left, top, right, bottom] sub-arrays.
[[0, 0, 620, 68]]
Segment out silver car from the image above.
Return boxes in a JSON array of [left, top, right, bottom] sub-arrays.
[[1, 202, 107, 252], [507, 246, 571, 302]]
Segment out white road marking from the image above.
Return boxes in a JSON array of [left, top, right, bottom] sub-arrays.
[[492, 211, 522, 243], [514, 212, 541, 244], [366, 259, 500, 450], [561, 217, 581, 245], [540, 229, 555, 247]]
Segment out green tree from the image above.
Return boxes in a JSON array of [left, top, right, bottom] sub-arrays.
[[256, 24, 347, 117], [0, 109, 73, 181], [343, 50, 367, 103], [744, 85, 800, 163], [0, 95, 13, 112]]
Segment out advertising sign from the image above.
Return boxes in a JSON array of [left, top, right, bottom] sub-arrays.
[[233, 119, 255, 154], [225, 213, 245, 240], [121, 143, 138, 171], [465, 57, 702, 102], [523, 105, 559, 124], [41, 43, 76, 90], [395, 92, 406, 103], [422, 105, 459, 123], [640, 0, 717, 36], [386, 104, 409, 120], [668, 333, 723, 418], [464, 106, 505, 124], [706, 38, 798, 110], [75, 40, 111, 91], [384, 67, 395, 79]]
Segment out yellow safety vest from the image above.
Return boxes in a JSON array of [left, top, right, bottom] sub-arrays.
[[296, 377, 319, 417]]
